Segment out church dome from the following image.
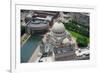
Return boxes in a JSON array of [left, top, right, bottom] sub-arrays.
[[52, 22, 65, 34]]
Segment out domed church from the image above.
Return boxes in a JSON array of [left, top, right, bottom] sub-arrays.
[[40, 22, 76, 61]]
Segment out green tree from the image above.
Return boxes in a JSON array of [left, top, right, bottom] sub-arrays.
[[21, 25, 25, 36], [77, 36, 88, 47]]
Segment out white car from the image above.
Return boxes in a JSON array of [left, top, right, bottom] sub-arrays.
[[75, 49, 89, 56]]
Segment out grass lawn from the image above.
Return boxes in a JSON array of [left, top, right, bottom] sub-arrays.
[[69, 31, 89, 43]]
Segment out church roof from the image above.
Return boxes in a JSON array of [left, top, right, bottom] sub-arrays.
[[52, 22, 65, 33]]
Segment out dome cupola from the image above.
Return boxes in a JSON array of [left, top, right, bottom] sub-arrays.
[[51, 22, 65, 34]]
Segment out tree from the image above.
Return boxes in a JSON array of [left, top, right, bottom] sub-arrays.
[[77, 36, 88, 47], [21, 25, 25, 36]]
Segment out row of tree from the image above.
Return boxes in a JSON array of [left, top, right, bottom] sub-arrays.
[[63, 20, 89, 47], [63, 20, 89, 37]]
